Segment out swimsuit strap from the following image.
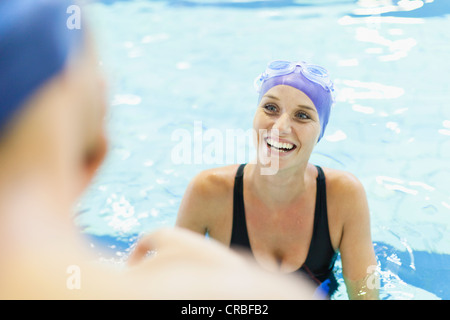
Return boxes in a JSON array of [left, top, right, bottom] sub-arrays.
[[302, 165, 337, 283], [230, 163, 250, 249]]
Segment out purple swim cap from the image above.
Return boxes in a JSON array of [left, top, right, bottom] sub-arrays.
[[255, 61, 334, 142], [0, 0, 84, 135]]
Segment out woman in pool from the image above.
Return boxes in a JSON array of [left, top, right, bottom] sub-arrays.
[[176, 60, 379, 299]]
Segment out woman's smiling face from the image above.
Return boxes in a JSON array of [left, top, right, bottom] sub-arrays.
[[253, 84, 321, 169]]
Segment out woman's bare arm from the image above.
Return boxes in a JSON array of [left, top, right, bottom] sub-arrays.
[[175, 170, 213, 235], [333, 172, 379, 300]]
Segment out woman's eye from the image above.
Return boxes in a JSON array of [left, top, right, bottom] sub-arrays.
[[295, 112, 310, 120], [263, 104, 278, 112]]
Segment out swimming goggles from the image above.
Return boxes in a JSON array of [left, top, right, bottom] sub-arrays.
[[254, 60, 334, 94]]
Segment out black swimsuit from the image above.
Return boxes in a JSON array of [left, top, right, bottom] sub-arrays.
[[230, 163, 338, 295]]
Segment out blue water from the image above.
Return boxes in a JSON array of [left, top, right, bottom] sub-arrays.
[[77, 0, 450, 299]]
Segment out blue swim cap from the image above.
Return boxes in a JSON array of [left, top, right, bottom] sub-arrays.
[[0, 0, 84, 135], [255, 61, 335, 142]]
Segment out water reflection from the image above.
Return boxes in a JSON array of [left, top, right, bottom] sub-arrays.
[[354, 0, 450, 18], [374, 241, 450, 299], [335, 79, 404, 102]]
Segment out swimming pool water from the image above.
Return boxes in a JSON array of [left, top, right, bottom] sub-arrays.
[[77, 0, 450, 300]]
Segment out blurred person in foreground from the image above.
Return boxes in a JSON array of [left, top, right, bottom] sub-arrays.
[[0, 0, 317, 299]]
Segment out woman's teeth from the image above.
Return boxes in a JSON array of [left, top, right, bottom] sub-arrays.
[[266, 138, 295, 152]]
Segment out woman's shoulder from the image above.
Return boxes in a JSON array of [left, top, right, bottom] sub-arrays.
[[320, 166, 370, 223], [177, 165, 241, 232], [186, 164, 241, 200], [320, 166, 364, 187], [319, 166, 370, 247], [320, 166, 367, 200]]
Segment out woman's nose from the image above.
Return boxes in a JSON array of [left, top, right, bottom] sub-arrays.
[[272, 112, 292, 135]]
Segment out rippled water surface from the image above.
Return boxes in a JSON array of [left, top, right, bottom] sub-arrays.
[[77, 0, 450, 299]]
